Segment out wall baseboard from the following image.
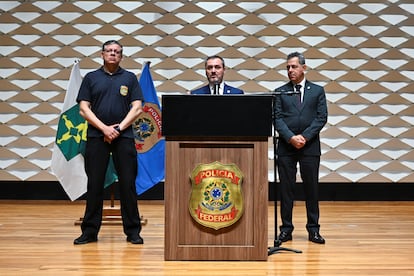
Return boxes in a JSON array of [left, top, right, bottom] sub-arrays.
[[0, 181, 413, 201]]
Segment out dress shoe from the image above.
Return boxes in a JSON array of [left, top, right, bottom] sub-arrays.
[[278, 231, 292, 242], [73, 234, 97, 245], [308, 232, 325, 244], [127, 235, 144, 244]]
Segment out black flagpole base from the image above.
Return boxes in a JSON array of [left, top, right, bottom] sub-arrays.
[[268, 239, 302, 255]]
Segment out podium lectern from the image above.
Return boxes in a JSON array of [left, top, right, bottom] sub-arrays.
[[163, 95, 272, 261]]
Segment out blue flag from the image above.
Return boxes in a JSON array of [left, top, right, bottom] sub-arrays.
[[134, 62, 165, 195]]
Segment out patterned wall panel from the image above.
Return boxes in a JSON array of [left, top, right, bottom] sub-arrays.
[[0, 0, 413, 183]]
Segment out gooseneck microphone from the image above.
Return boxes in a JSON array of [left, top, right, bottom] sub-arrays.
[[213, 81, 219, 95]]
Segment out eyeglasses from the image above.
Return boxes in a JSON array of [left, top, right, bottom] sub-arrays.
[[103, 49, 122, 55]]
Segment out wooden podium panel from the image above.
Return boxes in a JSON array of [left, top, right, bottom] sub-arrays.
[[164, 138, 268, 261]]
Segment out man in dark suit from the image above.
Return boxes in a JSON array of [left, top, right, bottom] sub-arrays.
[[274, 52, 328, 244], [191, 55, 244, 95]]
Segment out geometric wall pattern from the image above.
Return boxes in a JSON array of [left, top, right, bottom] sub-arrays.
[[0, 0, 413, 183]]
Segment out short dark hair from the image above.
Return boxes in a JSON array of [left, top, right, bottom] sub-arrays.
[[102, 40, 123, 53], [287, 52, 305, 65], [205, 55, 225, 68]]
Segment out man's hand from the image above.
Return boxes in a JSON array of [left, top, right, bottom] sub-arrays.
[[289, 134, 306, 149], [103, 124, 120, 143]]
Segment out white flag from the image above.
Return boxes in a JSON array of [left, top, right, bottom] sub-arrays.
[[51, 61, 87, 201]]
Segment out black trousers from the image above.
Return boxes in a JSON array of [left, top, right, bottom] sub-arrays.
[[81, 137, 141, 238], [278, 154, 320, 233]]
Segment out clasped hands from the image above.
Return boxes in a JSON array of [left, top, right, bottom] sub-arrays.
[[103, 124, 121, 144], [289, 134, 306, 149]]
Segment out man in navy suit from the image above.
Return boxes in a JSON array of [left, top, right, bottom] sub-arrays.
[[191, 55, 244, 95], [274, 52, 328, 244]]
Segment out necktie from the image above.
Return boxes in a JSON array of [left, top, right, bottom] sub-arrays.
[[295, 84, 302, 107]]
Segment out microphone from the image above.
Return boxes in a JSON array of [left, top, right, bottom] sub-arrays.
[[213, 81, 219, 95]]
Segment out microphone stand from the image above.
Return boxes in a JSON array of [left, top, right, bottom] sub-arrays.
[[268, 91, 302, 255]]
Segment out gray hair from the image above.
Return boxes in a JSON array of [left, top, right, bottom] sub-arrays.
[[287, 52, 305, 65]]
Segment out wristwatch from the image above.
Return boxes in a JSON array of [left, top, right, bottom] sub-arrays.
[[114, 126, 121, 133]]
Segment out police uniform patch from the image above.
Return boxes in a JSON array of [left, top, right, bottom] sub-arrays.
[[189, 161, 244, 230], [120, 85, 128, 96]]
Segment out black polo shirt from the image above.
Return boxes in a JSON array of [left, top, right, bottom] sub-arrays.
[[76, 66, 143, 138]]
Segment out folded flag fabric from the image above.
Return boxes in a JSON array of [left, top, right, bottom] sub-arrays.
[[134, 62, 165, 195], [51, 61, 117, 200]]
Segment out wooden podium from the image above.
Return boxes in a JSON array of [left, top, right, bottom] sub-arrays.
[[162, 95, 273, 261]]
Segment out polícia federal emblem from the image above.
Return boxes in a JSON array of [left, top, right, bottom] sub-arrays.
[[189, 161, 244, 230], [133, 102, 163, 153]]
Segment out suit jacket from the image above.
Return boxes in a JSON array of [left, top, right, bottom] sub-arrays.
[[274, 80, 328, 156], [191, 84, 244, 95]]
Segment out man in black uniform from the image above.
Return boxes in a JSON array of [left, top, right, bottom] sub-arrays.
[[74, 40, 144, 245]]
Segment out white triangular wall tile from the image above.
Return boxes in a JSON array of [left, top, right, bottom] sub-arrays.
[[318, 3, 347, 13], [379, 82, 408, 91], [28, 136, 55, 147], [134, 12, 163, 23], [379, 127, 409, 137], [0, 69, 19, 78], [238, 2, 267, 12], [258, 14, 286, 24], [379, 172, 410, 183], [380, 150, 410, 160], [114, 2, 143, 11], [73, 2, 102, 11], [0, 137, 19, 147], [321, 138, 348, 148], [0, 114, 19, 123], [11, 12, 41, 22], [0, 159, 18, 169], [359, 48, 388, 58], [379, 37, 408, 47], [33, 1, 62, 11], [339, 127, 368, 137], [320, 160, 350, 170], [0, 1, 20, 11], [337, 104, 369, 114], [399, 4, 414, 14], [379, 15, 407, 25], [359, 116, 389, 126], [0, 24, 19, 33], [358, 161, 389, 171], [359, 3, 387, 14], [28, 159, 51, 170], [8, 147, 39, 158], [277, 25, 307, 35], [339, 37, 367, 47], [7, 170, 40, 181], [337, 149, 370, 159], [9, 103, 39, 112], [176, 13, 204, 23], [358, 138, 390, 148], [52, 12, 82, 23], [154, 1, 184, 12], [359, 26, 387, 36], [277, 2, 306, 12], [7, 125, 39, 135]]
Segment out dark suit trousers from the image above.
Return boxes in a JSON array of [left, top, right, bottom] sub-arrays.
[[278, 154, 320, 233], [81, 137, 141, 238]]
